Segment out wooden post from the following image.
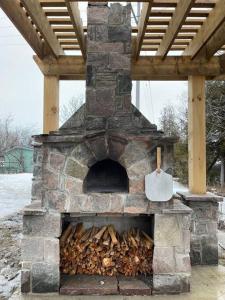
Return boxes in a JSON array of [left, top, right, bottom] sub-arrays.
[[188, 75, 206, 194], [43, 75, 59, 134]]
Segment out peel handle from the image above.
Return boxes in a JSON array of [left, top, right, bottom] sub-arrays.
[[157, 147, 161, 173]]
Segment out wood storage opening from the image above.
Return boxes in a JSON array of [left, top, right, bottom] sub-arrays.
[[60, 215, 154, 294]]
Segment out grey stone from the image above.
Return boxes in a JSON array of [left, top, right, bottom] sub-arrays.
[[49, 152, 65, 171], [21, 269, 30, 293], [65, 176, 83, 194], [65, 158, 88, 180], [109, 53, 130, 71], [33, 165, 42, 178], [107, 115, 132, 129], [87, 25, 108, 42], [127, 158, 151, 180], [85, 116, 106, 131], [116, 73, 132, 94], [108, 25, 131, 42], [108, 135, 127, 161], [88, 6, 109, 25], [153, 274, 190, 294], [43, 169, 58, 189], [89, 193, 111, 213], [31, 179, 43, 200], [86, 136, 108, 161], [108, 3, 125, 25], [153, 247, 175, 274], [154, 214, 183, 247], [45, 190, 67, 212], [23, 213, 61, 237], [21, 237, 44, 262], [44, 238, 59, 264], [120, 141, 148, 168], [88, 41, 124, 54], [32, 263, 59, 293], [175, 253, 191, 273], [201, 235, 218, 265], [124, 194, 148, 214], [87, 53, 109, 68]]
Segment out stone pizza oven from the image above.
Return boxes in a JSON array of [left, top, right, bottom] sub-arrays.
[[21, 2, 192, 296]]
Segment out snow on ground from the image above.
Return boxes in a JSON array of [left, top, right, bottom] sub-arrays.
[[0, 173, 32, 218]]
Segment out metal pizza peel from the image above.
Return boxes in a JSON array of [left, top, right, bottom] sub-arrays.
[[145, 147, 173, 202]]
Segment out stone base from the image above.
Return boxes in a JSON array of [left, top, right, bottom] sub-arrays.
[[178, 192, 222, 266], [153, 274, 190, 294], [60, 275, 152, 296]]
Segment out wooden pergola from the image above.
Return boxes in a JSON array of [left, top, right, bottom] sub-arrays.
[[1, 0, 225, 194]]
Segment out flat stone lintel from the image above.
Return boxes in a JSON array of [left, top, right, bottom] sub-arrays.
[[23, 201, 46, 216], [178, 191, 223, 202]]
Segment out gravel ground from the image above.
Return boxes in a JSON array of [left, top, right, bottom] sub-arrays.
[[0, 213, 22, 300]]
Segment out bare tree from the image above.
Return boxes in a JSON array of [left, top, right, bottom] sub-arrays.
[[60, 95, 84, 124], [0, 115, 34, 154]]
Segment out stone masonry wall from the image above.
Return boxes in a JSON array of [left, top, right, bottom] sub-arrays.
[[86, 2, 132, 127]]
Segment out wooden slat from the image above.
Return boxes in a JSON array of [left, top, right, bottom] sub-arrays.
[[135, 1, 154, 60], [183, 0, 225, 59], [39, 0, 65, 7], [0, 0, 46, 58], [156, 0, 195, 57], [21, 0, 64, 57], [48, 18, 71, 25], [44, 9, 69, 16], [148, 18, 204, 26], [150, 9, 210, 18], [65, 0, 86, 59], [34, 55, 225, 81], [152, 0, 216, 8]]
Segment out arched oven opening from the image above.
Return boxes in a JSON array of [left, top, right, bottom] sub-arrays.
[[83, 159, 129, 193]]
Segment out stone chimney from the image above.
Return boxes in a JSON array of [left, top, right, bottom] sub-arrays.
[[86, 2, 132, 120]]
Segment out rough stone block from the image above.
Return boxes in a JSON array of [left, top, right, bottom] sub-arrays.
[[86, 136, 107, 161], [108, 3, 125, 25], [201, 235, 218, 265], [109, 53, 130, 71], [175, 253, 191, 273], [85, 116, 106, 131], [43, 169, 58, 189], [21, 269, 30, 293], [120, 141, 148, 168], [31, 179, 43, 200], [124, 194, 148, 214], [33, 165, 42, 178], [153, 274, 190, 294], [108, 136, 127, 161], [32, 263, 59, 293], [115, 95, 132, 113], [153, 247, 175, 274], [116, 73, 132, 94], [110, 194, 126, 213], [87, 25, 108, 42], [22, 237, 44, 262], [65, 177, 83, 194], [129, 178, 145, 194], [154, 214, 183, 247], [87, 53, 109, 68], [107, 115, 132, 129], [108, 25, 131, 42], [71, 143, 95, 167], [68, 195, 90, 212], [45, 190, 67, 212], [65, 158, 88, 180], [49, 152, 65, 171], [23, 213, 61, 237], [127, 158, 151, 180], [90, 193, 111, 213], [44, 238, 59, 264], [88, 6, 109, 25], [88, 41, 124, 54]]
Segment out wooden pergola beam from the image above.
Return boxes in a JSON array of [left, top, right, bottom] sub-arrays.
[[34, 55, 225, 81], [21, 0, 64, 57], [0, 0, 46, 58], [183, 0, 225, 59], [156, 0, 195, 58], [135, 1, 154, 60], [65, 0, 86, 59]]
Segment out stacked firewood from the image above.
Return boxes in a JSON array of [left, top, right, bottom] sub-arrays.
[[60, 223, 153, 277]]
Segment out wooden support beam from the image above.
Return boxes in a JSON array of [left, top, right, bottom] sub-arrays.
[[21, 0, 64, 57], [0, 0, 46, 58], [135, 1, 154, 60], [65, 0, 86, 59], [34, 55, 225, 81], [183, 0, 225, 59], [188, 75, 206, 194], [43, 75, 59, 134], [156, 0, 195, 58]]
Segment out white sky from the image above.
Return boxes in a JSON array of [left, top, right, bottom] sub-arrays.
[[0, 7, 187, 134]]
